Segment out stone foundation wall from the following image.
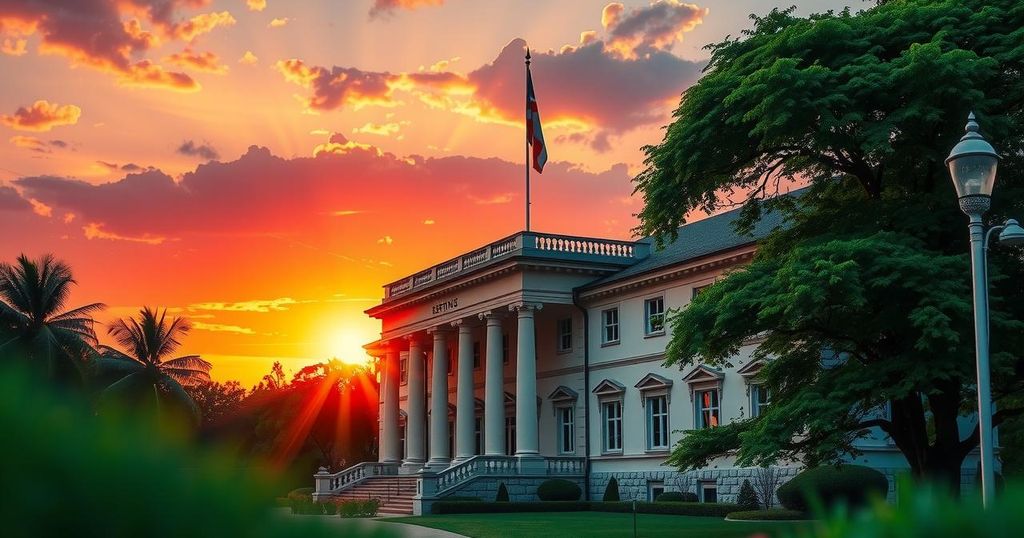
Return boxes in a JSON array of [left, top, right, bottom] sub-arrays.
[[589, 467, 801, 505]]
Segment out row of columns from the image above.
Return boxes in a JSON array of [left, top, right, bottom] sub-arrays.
[[378, 302, 542, 471]]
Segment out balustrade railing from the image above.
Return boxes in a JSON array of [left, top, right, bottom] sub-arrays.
[[545, 457, 586, 476], [382, 231, 647, 299], [435, 455, 518, 493], [314, 461, 400, 495]]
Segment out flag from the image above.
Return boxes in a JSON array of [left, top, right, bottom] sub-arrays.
[[526, 67, 547, 173]]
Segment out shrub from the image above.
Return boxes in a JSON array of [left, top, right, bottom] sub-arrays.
[[537, 479, 582, 501], [602, 477, 620, 502], [432, 501, 591, 514], [655, 491, 698, 503], [777, 465, 888, 512], [495, 482, 510, 502], [338, 499, 379, 518], [727, 509, 807, 521], [320, 502, 338, 516], [595, 501, 740, 518], [737, 479, 760, 510]]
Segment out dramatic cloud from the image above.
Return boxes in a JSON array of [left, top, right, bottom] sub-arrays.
[[370, 0, 443, 18], [245, 0, 267, 12], [277, 3, 704, 147], [97, 160, 149, 173], [14, 143, 635, 242], [165, 48, 228, 73], [2, 100, 80, 132], [601, 1, 708, 59], [0, 184, 30, 211], [9, 135, 69, 153], [189, 297, 302, 313], [0, 1, 236, 91], [177, 140, 220, 160]]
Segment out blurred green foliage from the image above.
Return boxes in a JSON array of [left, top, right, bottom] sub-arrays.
[[0, 363, 391, 537], [797, 478, 1024, 537]]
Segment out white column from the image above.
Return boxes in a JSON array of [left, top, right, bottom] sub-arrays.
[[512, 302, 542, 458], [403, 336, 426, 469], [480, 311, 505, 456], [427, 327, 451, 469], [452, 319, 475, 463], [381, 346, 400, 464]]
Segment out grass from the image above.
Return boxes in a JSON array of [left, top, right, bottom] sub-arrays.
[[386, 511, 810, 538]]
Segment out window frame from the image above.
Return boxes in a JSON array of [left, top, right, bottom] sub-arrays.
[[556, 405, 575, 454], [645, 394, 670, 450], [750, 384, 770, 418], [472, 341, 481, 369], [504, 415, 516, 455], [502, 333, 510, 364], [602, 399, 623, 453], [601, 307, 620, 345], [399, 357, 408, 385], [644, 296, 666, 336], [695, 388, 721, 429], [556, 317, 573, 353]]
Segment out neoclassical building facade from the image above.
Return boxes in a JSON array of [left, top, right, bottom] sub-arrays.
[[314, 207, 981, 514]]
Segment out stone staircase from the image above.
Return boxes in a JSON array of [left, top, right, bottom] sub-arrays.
[[329, 476, 417, 516]]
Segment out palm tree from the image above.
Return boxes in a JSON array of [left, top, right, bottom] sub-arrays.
[[0, 254, 104, 380], [95, 307, 212, 420]]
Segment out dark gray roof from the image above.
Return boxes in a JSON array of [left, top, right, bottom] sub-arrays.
[[584, 204, 787, 289]]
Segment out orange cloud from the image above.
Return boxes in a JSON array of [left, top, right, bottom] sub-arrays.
[[1, 36, 27, 55], [9, 135, 69, 153], [268, 17, 289, 28], [246, 0, 267, 12], [239, 50, 258, 65], [353, 121, 407, 136], [193, 322, 257, 334], [165, 48, 229, 73], [0, 1, 207, 91], [174, 11, 236, 42], [601, 1, 707, 59], [370, 0, 443, 18], [83, 223, 166, 245], [2, 100, 81, 132]]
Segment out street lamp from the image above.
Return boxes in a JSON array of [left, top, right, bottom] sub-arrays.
[[946, 112, 1024, 508]]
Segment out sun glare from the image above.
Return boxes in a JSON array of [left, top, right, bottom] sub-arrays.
[[323, 330, 373, 366]]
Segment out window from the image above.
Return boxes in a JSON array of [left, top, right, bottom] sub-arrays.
[[750, 385, 770, 418], [696, 389, 720, 429], [399, 357, 408, 384], [472, 341, 481, 369], [399, 423, 406, 459], [557, 406, 575, 454], [448, 419, 455, 457], [692, 285, 710, 299], [447, 347, 454, 376], [646, 395, 669, 450], [644, 297, 665, 335], [505, 416, 516, 455], [474, 417, 483, 455], [602, 308, 619, 344], [648, 481, 665, 502], [602, 400, 623, 452], [701, 481, 718, 503], [502, 333, 510, 364], [557, 318, 573, 352]]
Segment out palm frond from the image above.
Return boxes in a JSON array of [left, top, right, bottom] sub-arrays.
[[161, 355, 212, 372], [158, 375, 201, 423]]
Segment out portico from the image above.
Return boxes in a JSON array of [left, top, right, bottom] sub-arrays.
[[365, 231, 644, 474]]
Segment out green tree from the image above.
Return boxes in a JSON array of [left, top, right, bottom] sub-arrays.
[[94, 307, 212, 421], [187, 380, 247, 427], [0, 254, 104, 381], [636, 0, 1024, 490]]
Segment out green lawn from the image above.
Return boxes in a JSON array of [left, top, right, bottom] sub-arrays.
[[386, 512, 810, 538]]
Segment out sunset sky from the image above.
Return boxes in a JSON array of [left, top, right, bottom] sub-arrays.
[[0, 0, 850, 387]]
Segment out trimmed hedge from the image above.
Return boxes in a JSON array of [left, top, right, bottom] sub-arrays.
[[338, 499, 379, 518], [737, 479, 760, 510], [777, 465, 888, 512], [537, 479, 582, 501], [431, 499, 740, 517], [602, 477, 620, 502], [597, 501, 740, 518], [655, 491, 698, 503], [727, 509, 808, 521], [432, 501, 591, 514]]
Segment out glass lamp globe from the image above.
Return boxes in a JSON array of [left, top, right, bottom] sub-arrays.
[[946, 112, 1000, 198]]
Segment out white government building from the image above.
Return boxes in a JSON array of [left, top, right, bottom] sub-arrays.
[[313, 206, 979, 515]]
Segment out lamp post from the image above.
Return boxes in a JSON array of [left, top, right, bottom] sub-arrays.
[[946, 112, 1024, 507]]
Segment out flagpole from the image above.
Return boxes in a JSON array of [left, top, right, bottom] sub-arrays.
[[525, 47, 531, 232]]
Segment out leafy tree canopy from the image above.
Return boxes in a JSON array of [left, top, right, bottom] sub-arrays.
[[641, 0, 1024, 488]]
